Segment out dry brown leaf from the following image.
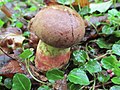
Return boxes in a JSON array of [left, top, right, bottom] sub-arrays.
[[0, 60, 24, 77], [44, 0, 90, 7], [0, 27, 25, 52]]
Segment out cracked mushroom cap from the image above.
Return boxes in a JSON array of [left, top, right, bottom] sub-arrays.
[[29, 5, 85, 48]]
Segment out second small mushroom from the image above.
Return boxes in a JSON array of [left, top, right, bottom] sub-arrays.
[[29, 5, 85, 71]]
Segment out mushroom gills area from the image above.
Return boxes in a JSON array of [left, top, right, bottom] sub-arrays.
[[35, 40, 71, 71]]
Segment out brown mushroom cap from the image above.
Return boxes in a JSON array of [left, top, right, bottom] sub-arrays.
[[29, 5, 85, 48]]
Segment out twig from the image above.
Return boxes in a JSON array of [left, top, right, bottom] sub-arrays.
[[0, 47, 15, 60], [1, 5, 12, 18], [95, 81, 112, 89]]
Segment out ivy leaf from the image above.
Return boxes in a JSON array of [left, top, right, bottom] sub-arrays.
[[111, 77, 120, 84], [110, 85, 120, 90], [101, 55, 118, 69], [85, 60, 101, 74], [46, 69, 64, 81], [112, 44, 120, 56], [19, 49, 33, 59], [37, 85, 51, 90], [97, 72, 110, 83], [12, 73, 31, 90], [68, 68, 90, 85], [73, 50, 88, 64], [102, 25, 115, 35], [96, 38, 111, 49], [90, 1, 112, 13], [56, 0, 75, 5], [4, 78, 12, 89]]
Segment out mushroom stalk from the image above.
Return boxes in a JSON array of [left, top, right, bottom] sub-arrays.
[[35, 40, 70, 71]]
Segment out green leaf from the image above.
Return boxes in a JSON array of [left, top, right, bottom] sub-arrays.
[[0, 76, 2, 83], [90, 1, 112, 13], [46, 69, 64, 81], [12, 73, 31, 90], [68, 82, 81, 90], [23, 31, 30, 37], [37, 85, 51, 90], [96, 38, 111, 49], [113, 67, 120, 76], [112, 44, 120, 56], [97, 72, 110, 83], [16, 21, 23, 28], [73, 50, 87, 63], [79, 6, 90, 15], [102, 25, 115, 35], [101, 55, 118, 69], [4, 78, 12, 89], [113, 31, 120, 37], [110, 85, 120, 90], [29, 6, 37, 11], [0, 19, 4, 28], [108, 9, 119, 17], [19, 49, 33, 59], [85, 60, 102, 74], [111, 77, 120, 84], [68, 68, 90, 85], [56, 0, 75, 5]]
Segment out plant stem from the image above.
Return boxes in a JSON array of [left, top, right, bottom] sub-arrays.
[[25, 59, 45, 84], [92, 74, 96, 90]]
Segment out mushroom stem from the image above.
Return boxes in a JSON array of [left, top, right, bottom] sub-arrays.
[[35, 40, 71, 71]]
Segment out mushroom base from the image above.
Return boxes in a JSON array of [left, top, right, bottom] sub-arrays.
[[35, 40, 71, 71]]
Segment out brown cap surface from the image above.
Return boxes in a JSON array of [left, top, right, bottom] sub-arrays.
[[29, 5, 85, 48]]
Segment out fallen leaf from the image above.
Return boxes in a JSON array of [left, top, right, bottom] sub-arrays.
[[0, 60, 24, 77]]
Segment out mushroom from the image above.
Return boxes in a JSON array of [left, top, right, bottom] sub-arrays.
[[29, 5, 85, 71]]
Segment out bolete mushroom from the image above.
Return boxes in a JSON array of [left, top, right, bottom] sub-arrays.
[[29, 5, 85, 71]]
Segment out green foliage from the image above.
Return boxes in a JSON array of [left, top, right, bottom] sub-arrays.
[[85, 59, 102, 74], [112, 44, 120, 56], [29, 6, 37, 11], [0, 19, 4, 28], [68, 83, 81, 90], [110, 85, 120, 90], [19, 49, 34, 60], [16, 21, 23, 28], [46, 69, 64, 81], [96, 38, 111, 49], [56, 0, 75, 5], [97, 72, 110, 83], [23, 31, 30, 37], [12, 73, 31, 90], [0, 76, 2, 83], [79, 6, 90, 16], [101, 55, 118, 70], [111, 77, 120, 84], [4, 78, 12, 89], [37, 85, 51, 90], [73, 50, 88, 64], [90, 0, 113, 13], [68, 68, 90, 85], [102, 25, 115, 35]]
